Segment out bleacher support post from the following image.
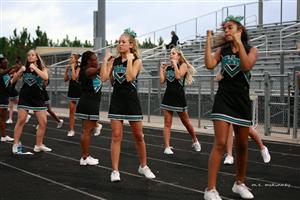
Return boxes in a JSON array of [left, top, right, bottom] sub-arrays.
[[147, 79, 151, 123], [264, 72, 271, 136], [280, 51, 285, 98], [258, 0, 263, 29], [293, 72, 299, 139], [198, 77, 202, 128]]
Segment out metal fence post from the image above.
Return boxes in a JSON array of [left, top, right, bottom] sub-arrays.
[[198, 77, 202, 128], [264, 72, 271, 136], [148, 79, 151, 123], [287, 73, 291, 135], [55, 66, 58, 107], [293, 72, 299, 139]]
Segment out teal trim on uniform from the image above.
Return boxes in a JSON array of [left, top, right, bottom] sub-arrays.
[[9, 96, 19, 101], [17, 105, 47, 111], [160, 104, 187, 112], [108, 114, 143, 121], [75, 113, 99, 121], [211, 113, 251, 127], [0, 104, 8, 108], [67, 97, 80, 102]]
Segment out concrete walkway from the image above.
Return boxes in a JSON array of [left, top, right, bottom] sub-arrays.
[[50, 107, 300, 144]]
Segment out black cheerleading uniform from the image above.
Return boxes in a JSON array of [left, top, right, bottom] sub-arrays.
[[160, 65, 187, 112], [67, 66, 81, 101], [17, 68, 47, 111], [75, 67, 102, 121], [211, 43, 253, 127], [0, 73, 11, 108], [108, 56, 143, 121], [42, 81, 50, 106], [8, 82, 19, 101]]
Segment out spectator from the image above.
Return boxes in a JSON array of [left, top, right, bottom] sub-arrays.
[[166, 31, 179, 49]]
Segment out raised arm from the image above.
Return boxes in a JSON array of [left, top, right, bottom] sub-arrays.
[[101, 51, 115, 82], [30, 64, 48, 81], [71, 64, 80, 81], [204, 30, 221, 69], [64, 64, 70, 82], [172, 61, 187, 80], [160, 62, 167, 84], [11, 66, 26, 84], [126, 53, 141, 82]]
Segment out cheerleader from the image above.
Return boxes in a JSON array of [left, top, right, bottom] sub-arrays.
[[101, 29, 155, 182], [160, 47, 201, 154], [75, 51, 102, 165], [64, 54, 80, 136], [11, 49, 52, 154], [42, 80, 64, 128], [0, 56, 16, 142], [204, 16, 258, 200]]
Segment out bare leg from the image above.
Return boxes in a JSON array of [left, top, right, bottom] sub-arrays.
[[13, 109, 28, 144], [8, 100, 15, 120], [35, 110, 47, 146], [111, 120, 123, 171], [69, 101, 76, 131], [129, 121, 147, 167], [249, 126, 264, 150], [233, 125, 249, 183], [178, 111, 198, 143], [0, 109, 7, 137], [163, 110, 173, 148], [47, 105, 60, 123], [226, 124, 234, 156], [81, 120, 96, 158], [207, 121, 231, 189]]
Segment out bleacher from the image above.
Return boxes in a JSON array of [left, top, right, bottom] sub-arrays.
[[142, 21, 300, 76]]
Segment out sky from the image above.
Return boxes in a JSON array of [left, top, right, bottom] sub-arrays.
[[0, 0, 297, 45]]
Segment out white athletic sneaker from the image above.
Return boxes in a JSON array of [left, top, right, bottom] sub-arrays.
[[93, 123, 102, 136], [12, 144, 19, 154], [261, 146, 271, 163], [224, 155, 234, 165], [34, 144, 52, 152], [204, 188, 222, 200], [1, 135, 14, 142], [25, 114, 31, 123], [232, 181, 254, 199], [67, 130, 75, 137], [79, 156, 99, 166], [6, 119, 13, 124], [192, 141, 201, 152], [110, 170, 121, 182], [164, 146, 174, 155], [57, 119, 64, 129], [138, 165, 156, 179]]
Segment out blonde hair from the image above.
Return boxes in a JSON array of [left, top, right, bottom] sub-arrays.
[[25, 49, 46, 70], [171, 47, 196, 85], [121, 33, 140, 59]]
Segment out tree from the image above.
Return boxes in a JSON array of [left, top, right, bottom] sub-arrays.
[[157, 36, 164, 46], [34, 26, 49, 46]]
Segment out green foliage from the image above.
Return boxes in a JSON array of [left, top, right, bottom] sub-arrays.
[[0, 26, 93, 64], [139, 37, 156, 49], [157, 36, 164, 46]]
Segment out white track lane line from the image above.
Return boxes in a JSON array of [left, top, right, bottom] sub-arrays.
[[0, 161, 107, 200], [29, 125, 300, 170], [6, 129, 300, 190], [2, 141, 235, 200], [43, 120, 300, 157]]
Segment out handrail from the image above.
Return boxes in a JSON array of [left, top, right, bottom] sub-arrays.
[[250, 34, 268, 56], [141, 34, 198, 60], [280, 22, 300, 50]]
